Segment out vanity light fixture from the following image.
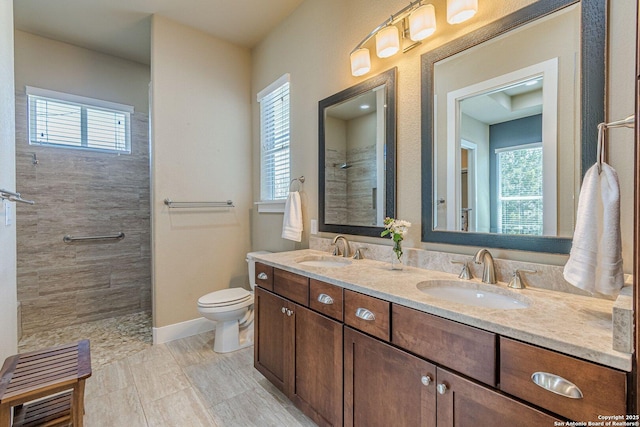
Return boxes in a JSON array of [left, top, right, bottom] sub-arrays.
[[376, 25, 401, 58], [447, 0, 478, 24], [350, 0, 475, 77]]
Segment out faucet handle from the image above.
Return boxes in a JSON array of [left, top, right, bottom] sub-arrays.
[[353, 247, 367, 260], [451, 260, 472, 280], [508, 269, 537, 289]]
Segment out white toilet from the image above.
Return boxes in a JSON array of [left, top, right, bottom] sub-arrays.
[[197, 251, 270, 353]]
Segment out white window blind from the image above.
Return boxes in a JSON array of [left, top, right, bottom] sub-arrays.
[[26, 86, 133, 154], [258, 75, 290, 201], [496, 143, 543, 235]]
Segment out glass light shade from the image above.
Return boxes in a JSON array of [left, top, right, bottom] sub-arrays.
[[375, 25, 400, 58], [350, 48, 371, 77], [409, 4, 436, 41], [447, 0, 478, 24]]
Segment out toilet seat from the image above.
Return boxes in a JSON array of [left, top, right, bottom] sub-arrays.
[[198, 288, 252, 308]]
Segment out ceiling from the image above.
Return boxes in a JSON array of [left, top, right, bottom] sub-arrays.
[[13, 0, 304, 65]]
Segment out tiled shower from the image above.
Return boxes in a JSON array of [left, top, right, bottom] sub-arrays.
[[14, 91, 151, 336]]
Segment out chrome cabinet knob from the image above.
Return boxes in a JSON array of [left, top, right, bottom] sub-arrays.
[[437, 383, 448, 395], [286, 309, 294, 317], [317, 293, 334, 305], [355, 308, 376, 321], [281, 307, 286, 314], [257, 272, 268, 280], [421, 375, 432, 386]]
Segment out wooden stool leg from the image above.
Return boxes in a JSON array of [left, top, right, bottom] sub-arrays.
[[72, 382, 85, 427], [0, 403, 11, 427]]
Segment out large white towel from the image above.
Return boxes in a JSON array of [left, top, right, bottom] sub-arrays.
[[563, 162, 624, 295], [282, 191, 303, 242]]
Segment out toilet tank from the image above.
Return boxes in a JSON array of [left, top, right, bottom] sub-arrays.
[[246, 251, 271, 289]]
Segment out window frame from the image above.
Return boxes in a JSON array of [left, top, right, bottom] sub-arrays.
[[495, 142, 544, 235], [257, 74, 291, 204], [26, 86, 134, 155]]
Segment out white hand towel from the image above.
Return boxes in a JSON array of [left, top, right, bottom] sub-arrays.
[[282, 191, 303, 242], [563, 162, 624, 295]]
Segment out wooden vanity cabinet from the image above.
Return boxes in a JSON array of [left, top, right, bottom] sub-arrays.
[[392, 304, 496, 386], [255, 267, 627, 425], [254, 287, 291, 393], [499, 337, 627, 421], [436, 368, 559, 426], [344, 327, 437, 427], [254, 282, 343, 427]]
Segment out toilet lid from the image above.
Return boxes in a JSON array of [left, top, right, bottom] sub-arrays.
[[198, 288, 252, 307]]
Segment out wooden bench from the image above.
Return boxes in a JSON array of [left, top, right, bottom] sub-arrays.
[[0, 340, 91, 427]]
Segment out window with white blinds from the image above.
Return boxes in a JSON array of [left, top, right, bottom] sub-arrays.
[[26, 86, 133, 154], [496, 143, 543, 235], [258, 75, 290, 201]]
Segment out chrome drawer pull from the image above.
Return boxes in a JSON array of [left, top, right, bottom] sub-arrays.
[[355, 308, 376, 321], [531, 372, 583, 399], [437, 383, 448, 395], [257, 272, 268, 280], [421, 375, 432, 386], [317, 293, 334, 305]]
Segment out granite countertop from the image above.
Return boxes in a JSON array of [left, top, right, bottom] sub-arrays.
[[254, 249, 632, 372]]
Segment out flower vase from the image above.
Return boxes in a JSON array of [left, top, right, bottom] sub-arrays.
[[391, 241, 404, 270]]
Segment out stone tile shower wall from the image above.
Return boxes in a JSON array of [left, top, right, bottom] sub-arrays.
[[14, 92, 151, 335]]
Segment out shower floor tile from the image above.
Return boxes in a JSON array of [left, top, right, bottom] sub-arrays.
[[18, 311, 152, 368]]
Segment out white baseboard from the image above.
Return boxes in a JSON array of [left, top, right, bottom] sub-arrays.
[[153, 317, 215, 345]]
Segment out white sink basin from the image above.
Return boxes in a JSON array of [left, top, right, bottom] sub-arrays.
[[295, 255, 352, 268], [417, 280, 530, 310]]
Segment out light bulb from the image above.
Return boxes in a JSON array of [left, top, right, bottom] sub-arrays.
[[350, 48, 371, 77], [409, 4, 436, 41], [376, 25, 400, 58], [447, 0, 478, 24]]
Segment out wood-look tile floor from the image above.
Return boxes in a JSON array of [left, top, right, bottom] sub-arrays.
[[84, 330, 315, 426]]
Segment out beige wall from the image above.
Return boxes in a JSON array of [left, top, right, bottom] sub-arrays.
[[14, 31, 150, 113], [151, 15, 252, 328], [0, 0, 17, 360], [251, 0, 636, 270]]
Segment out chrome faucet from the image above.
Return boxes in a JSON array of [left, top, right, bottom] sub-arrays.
[[473, 249, 496, 284], [332, 235, 351, 258]]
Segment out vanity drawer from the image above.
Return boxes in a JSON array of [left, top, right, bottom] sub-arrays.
[[274, 269, 309, 306], [309, 279, 343, 322], [344, 290, 390, 341], [392, 304, 497, 386], [499, 337, 627, 421], [255, 262, 273, 291]]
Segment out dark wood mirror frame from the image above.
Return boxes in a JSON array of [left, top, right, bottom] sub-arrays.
[[421, 0, 605, 253], [318, 68, 397, 237]]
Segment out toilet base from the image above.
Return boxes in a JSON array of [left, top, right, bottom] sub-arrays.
[[213, 318, 254, 353]]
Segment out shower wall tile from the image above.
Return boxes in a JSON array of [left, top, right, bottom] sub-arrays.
[[15, 92, 151, 335]]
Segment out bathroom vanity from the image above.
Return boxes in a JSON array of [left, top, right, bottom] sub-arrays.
[[253, 250, 630, 426]]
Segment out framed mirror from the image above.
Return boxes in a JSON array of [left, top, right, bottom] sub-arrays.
[[421, 0, 604, 253], [319, 68, 397, 237]]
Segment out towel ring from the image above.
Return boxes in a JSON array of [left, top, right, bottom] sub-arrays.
[[289, 176, 305, 191]]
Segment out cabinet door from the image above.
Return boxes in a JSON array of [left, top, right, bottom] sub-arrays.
[[254, 287, 293, 394], [292, 305, 343, 427], [344, 327, 436, 427], [436, 367, 560, 427]]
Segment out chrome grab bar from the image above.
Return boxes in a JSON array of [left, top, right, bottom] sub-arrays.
[[63, 232, 125, 243], [164, 198, 234, 208], [0, 188, 35, 205]]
